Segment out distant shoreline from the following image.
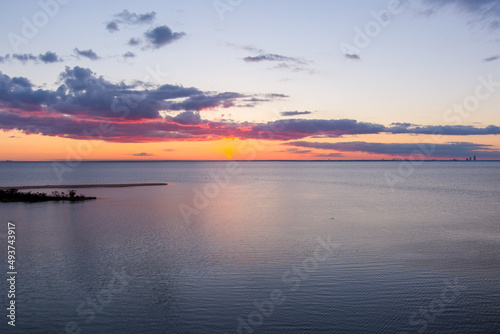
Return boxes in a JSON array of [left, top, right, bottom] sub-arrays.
[[0, 183, 168, 191]]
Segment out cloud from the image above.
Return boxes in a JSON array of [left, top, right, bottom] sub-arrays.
[[38, 51, 60, 63], [272, 63, 316, 74], [12, 54, 37, 63], [234, 44, 314, 73], [421, 0, 500, 29], [115, 10, 156, 25], [106, 10, 157, 32], [171, 111, 202, 125], [390, 122, 414, 127], [128, 38, 142, 46], [280, 111, 313, 117], [123, 51, 136, 58], [276, 148, 312, 154], [286, 141, 500, 158], [235, 94, 289, 108], [0, 72, 57, 110], [226, 43, 266, 54], [243, 54, 305, 64], [484, 55, 500, 62], [387, 124, 500, 135], [144, 26, 186, 48], [0, 67, 261, 122], [106, 21, 120, 33], [1, 109, 499, 144], [1, 68, 498, 145], [163, 148, 175, 152], [166, 92, 247, 111], [0, 52, 61, 64], [73, 48, 100, 60], [130, 152, 155, 157], [252, 119, 387, 140], [345, 53, 361, 60]]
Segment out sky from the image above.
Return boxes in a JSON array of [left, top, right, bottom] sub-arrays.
[[0, 0, 500, 161]]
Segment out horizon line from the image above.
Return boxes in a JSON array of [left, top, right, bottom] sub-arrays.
[[2, 159, 500, 163]]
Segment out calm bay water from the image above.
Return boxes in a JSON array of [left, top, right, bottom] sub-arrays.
[[0, 161, 499, 333]]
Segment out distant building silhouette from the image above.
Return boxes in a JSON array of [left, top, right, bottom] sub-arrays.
[[466, 157, 469, 161], [474, 155, 476, 161]]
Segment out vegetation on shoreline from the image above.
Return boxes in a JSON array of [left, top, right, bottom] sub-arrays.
[[0, 189, 96, 203]]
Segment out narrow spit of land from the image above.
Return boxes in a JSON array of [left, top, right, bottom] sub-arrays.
[[0, 183, 168, 202], [0, 183, 168, 191]]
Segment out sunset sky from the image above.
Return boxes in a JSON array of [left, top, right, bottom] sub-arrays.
[[1, 0, 500, 160]]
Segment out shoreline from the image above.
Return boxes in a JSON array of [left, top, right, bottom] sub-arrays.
[[0, 183, 168, 191]]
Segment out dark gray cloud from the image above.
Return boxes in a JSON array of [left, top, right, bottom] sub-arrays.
[[106, 10, 157, 32], [485, 55, 500, 62], [144, 26, 186, 48], [1, 68, 498, 145], [106, 21, 120, 33], [116, 10, 156, 25], [0, 52, 61, 64], [12, 54, 37, 63], [73, 48, 100, 60], [236, 45, 313, 73], [390, 122, 414, 127], [243, 54, 304, 63], [1, 108, 499, 144], [55, 67, 239, 119], [281, 111, 313, 117], [0, 72, 58, 110], [128, 38, 142, 46], [38, 51, 60, 63], [123, 51, 136, 58], [171, 111, 202, 125], [265, 93, 288, 99], [0, 67, 260, 122], [286, 141, 500, 158], [345, 53, 361, 60], [387, 124, 500, 135], [252, 119, 387, 140], [166, 92, 246, 111], [236, 94, 289, 108]]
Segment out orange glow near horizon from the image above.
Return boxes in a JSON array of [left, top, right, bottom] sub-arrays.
[[2, 130, 500, 161]]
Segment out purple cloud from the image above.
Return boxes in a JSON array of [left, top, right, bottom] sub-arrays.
[[144, 26, 186, 48]]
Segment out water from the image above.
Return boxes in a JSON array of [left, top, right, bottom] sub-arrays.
[[0, 161, 499, 333]]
